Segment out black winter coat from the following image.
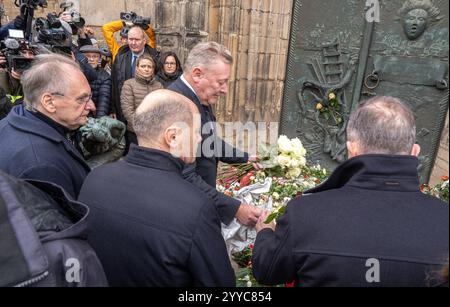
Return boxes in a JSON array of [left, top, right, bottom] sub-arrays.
[[252, 155, 449, 287], [0, 106, 91, 199], [78, 145, 236, 287], [110, 45, 157, 121], [90, 68, 111, 118], [0, 171, 108, 287], [169, 78, 249, 225]]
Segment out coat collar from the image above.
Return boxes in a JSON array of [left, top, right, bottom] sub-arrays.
[[6, 105, 90, 171], [306, 155, 421, 194], [134, 73, 156, 85], [124, 144, 185, 174], [170, 78, 213, 123]]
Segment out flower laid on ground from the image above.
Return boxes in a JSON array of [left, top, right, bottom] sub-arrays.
[[422, 176, 449, 203], [220, 136, 448, 288], [218, 136, 329, 223]]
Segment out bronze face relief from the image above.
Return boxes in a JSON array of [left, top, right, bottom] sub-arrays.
[[397, 0, 443, 40]]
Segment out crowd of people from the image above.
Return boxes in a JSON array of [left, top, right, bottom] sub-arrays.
[[0, 8, 448, 288]]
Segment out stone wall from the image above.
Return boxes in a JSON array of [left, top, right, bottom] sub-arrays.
[[430, 114, 449, 186]]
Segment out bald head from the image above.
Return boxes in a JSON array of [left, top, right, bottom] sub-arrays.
[[134, 89, 198, 143], [347, 96, 417, 156]]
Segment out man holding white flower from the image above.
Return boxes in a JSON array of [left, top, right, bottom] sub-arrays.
[[169, 42, 262, 226], [252, 96, 449, 287]]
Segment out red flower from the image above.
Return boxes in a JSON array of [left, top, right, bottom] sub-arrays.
[[240, 175, 251, 187], [442, 176, 449, 181], [285, 281, 296, 287], [249, 244, 254, 249]]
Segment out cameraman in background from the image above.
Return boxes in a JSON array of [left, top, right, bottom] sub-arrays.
[[0, 31, 35, 119], [102, 11, 156, 62]]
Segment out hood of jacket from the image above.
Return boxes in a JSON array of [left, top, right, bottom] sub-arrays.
[[0, 171, 90, 287]]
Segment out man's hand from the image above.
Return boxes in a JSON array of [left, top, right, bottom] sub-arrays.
[[255, 211, 276, 233], [59, 11, 72, 23], [0, 55, 6, 66], [249, 155, 263, 171], [84, 27, 95, 37], [10, 69, 22, 80], [236, 203, 262, 226], [123, 21, 134, 28]]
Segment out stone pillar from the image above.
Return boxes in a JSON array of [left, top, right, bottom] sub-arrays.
[[430, 113, 449, 186], [154, 0, 209, 63], [208, 0, 293, 125]]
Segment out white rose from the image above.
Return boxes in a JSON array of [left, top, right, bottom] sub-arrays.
[[277, 154, 292, 168], [278, 135, 293, 154], [287, 167, 302, 179], [272, 192, 280, 200], [290, 158, 301, 168], [291, 138, 307, 159], [247, 281, 253, 287]]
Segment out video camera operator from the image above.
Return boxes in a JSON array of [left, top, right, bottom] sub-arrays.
[[102, 11, 156, 62], [0, 30, 35, 119], [57, 1, 95, 48]]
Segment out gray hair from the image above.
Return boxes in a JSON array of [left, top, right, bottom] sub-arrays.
[[347, 96, 416, 155], [21, 53, 81, 111], [134, 91, 194, 142], [184, 41, 233, 72]]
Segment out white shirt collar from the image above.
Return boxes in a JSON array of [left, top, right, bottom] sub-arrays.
[[180, 75, 198, 98], [132, 49, 145, 58]]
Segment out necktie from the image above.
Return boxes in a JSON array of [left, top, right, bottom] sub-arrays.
[[131, 55, 137, 77]]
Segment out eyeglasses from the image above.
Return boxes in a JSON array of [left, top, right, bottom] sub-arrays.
[[51, 92, 93, 105]]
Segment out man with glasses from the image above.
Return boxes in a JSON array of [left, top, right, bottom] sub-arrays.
[[0, 53, 96, 198], [111, 26, 157, 122]]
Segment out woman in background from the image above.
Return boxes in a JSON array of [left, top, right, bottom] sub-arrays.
[[156, 51, 183, 88]]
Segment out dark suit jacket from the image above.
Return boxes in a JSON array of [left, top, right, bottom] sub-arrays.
[[169, 78, 249, 225], [252, 155, 449, 287], [78, 145, 235, 287]]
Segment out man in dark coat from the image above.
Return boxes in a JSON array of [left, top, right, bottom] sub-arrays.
[[0, 171, 107, 287], [169, 42, 261, 227], [252, 96, 449, 287], [79, 45, 112, 117], [110, 26, 157, 121], [0, 54, 95, 199], [78, 90, 235, 287]]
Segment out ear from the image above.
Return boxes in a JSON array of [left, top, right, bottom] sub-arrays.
[[41, 93, 57, 113], [346, 141, 360, 159], [411, 144, 421, 157], [191, 67, 203, 83], [164, 126, 179, 148]]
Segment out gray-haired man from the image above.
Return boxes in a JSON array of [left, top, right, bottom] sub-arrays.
[[253, 96, 449, 287], [0, 53, 95, 198], [169, 41, 262, 227]]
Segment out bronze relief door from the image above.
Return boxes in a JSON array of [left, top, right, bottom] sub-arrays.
[[280, 0, 449, 183]]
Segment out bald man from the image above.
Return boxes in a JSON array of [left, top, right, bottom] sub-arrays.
[[78, 90, 235, 287]]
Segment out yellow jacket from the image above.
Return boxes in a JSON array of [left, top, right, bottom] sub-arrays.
[[102, 20, 156, 62]]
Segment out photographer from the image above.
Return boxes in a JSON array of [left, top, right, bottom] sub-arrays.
[[0, 40, 35, 119], [102, 13, 156, 62]]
